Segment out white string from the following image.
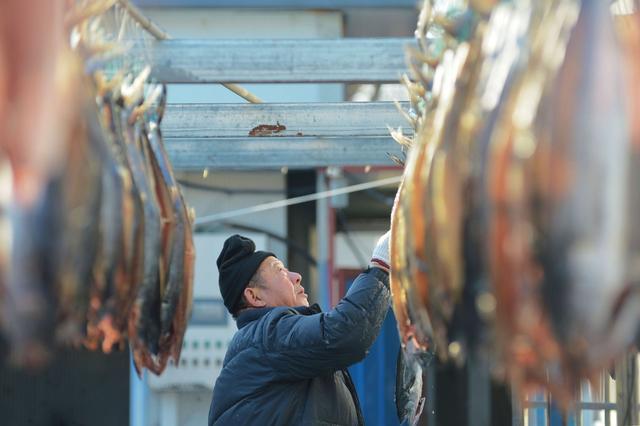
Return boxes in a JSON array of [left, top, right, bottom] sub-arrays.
[[194, 175, 402, 226]]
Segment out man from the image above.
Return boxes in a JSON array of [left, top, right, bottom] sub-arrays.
[[209, 232, 391, 426]]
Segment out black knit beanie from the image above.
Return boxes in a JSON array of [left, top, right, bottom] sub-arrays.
[[217, 234, 275, 314]]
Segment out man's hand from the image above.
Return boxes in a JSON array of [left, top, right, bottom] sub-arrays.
[[370, 231, 390, 273]]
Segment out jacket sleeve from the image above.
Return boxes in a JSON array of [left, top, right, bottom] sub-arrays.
[[261, 267, 391, 380]]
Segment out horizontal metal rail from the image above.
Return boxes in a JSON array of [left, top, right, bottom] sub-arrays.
[[134, 38, 415, 83], [522, 401, 618, 410], [163, 102, 410, 169], [135, 0, 416, 7], [162, 102, 411, 138], [165, 136, 404, 170]]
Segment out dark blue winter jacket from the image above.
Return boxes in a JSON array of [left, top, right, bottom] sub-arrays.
[[208, 267, 391, 426]]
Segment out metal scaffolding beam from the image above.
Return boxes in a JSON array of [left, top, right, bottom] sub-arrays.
[[134, 38, 414, 83], [162, 102, 410, 137], [163, 102, 411, 169], [134, 0, 416, 7], [166, 135, 403, 170]]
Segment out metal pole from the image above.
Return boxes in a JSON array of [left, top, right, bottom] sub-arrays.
[[130, 353, 148, 426], [468, 351, 490, 426], [605, 370, 610, 426], [316, 169, 330, 311], [117, 0, 170, 40], [219, 83, 264, 104], [511, 383, 523, 426], [426, 358, 437, 426], [117, 0, 262, 104]]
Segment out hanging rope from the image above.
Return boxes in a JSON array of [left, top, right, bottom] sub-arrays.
[[115, 0, 170, 40], [194, 175, 402, 225]]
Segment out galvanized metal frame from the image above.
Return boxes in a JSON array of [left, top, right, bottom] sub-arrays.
[[134, 38, 414, 84], [134, 0, 416, 8], [165, 135, 403, 169], [162, 102, 410, 137], [125, 36, 415, 169], [163, 102, 410, 169]]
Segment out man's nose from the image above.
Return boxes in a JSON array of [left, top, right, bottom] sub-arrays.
[[289, 271, 302, 284]]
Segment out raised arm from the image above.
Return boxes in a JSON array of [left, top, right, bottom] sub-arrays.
[[263, 232, 392, 379]]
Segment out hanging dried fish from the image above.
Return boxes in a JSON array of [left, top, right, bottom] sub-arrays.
[[143, 86, 190, 368], [3, 178, 61, 367], [539, 0, 640, 395], [105, 90, 147, 351], [395, 347, 429, 426], [0, 1, 195, 377], [176, 202, 196, 364], [84, 84, 139, 353], [485, 1, 578, 397], [0, 49, 89, 366], [74, 8, 193, 375], [393, 175, 434, 426], [391, 179, 426, 349], [54, 85, 105, 346], [162, 143, 195, 367], [392, 0, 488, 364], [141, 95, 176, 356], [392, 153, 436, 354], [484, 0, 640, 402], [117, 82, 163, 374], [392, 0, 640, 407], [433, 1, 547, 393]]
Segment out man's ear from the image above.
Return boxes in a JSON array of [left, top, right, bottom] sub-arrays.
[[243, 286, 266, 308]]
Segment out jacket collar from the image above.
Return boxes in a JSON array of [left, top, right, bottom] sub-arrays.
[[236, 303, 322, 329]]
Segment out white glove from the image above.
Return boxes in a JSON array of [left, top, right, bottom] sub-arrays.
[[370, 230, 390, 272]]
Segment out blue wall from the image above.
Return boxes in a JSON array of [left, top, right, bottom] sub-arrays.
[[349, 308, 401, 426]]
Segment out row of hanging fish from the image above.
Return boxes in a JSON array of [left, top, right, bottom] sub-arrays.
[[390, 0, 640, 415], [0, 1, 196, 376]]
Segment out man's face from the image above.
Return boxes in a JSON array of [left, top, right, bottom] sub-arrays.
[[254, 256, 309, 308]]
